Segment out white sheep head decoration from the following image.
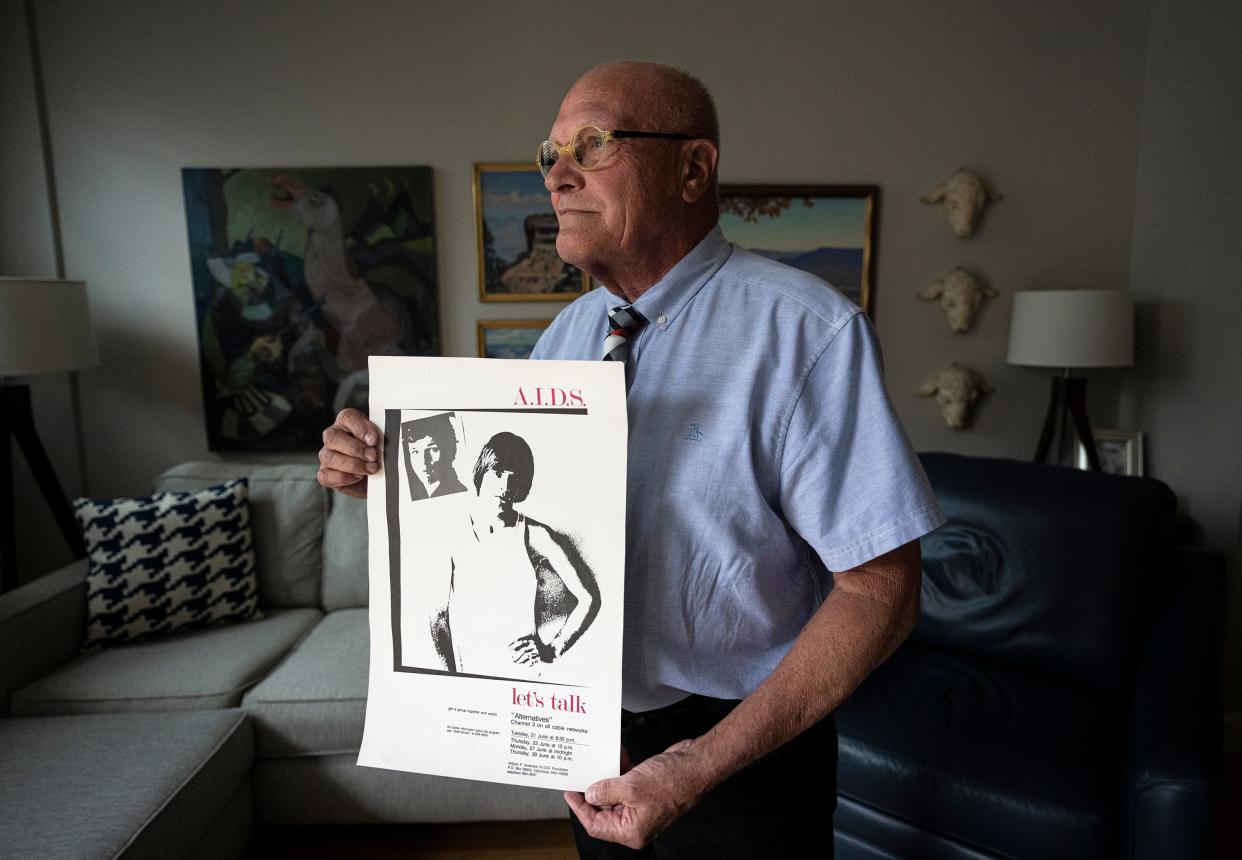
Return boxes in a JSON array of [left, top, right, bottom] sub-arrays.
[[918, 267, 997, 333], [920, 169, 1003, 238], [917, 363, 993, 429]]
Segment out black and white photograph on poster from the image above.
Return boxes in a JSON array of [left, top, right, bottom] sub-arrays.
[[358, 356, 627, 792]]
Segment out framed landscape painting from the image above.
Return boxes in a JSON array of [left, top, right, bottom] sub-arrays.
[[181, 166, 438, 451], [477, 319, 550, 359], [719, 184, 878, 315], [473, 163, 590, 302]]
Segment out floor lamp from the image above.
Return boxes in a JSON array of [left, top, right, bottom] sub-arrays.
[[1006, 289, 1134, 470], [0, 277, 99, 592]]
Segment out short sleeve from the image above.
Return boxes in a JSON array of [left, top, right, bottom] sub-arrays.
[[778, 311, 946, 572]]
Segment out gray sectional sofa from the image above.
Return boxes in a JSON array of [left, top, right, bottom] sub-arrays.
[[0, 461, 568, 860]]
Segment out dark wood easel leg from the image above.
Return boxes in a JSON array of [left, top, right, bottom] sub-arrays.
[[1034, 376, 1067, 464], [0, 385, 86, 592], [0, 402, 14, 592], [1065, 377, 1101, 471]]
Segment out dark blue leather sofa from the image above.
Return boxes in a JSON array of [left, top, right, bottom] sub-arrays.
[[834, 452, 1224, 859]]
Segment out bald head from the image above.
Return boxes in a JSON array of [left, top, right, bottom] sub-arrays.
[[569, 61, 720, 148], [546, 61, 722, 300]]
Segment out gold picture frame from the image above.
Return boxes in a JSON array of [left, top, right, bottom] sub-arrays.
[[476, 319, 551, 359], [1075, 429, 1145, 476], [719, 184, 879, 316], [473, 163, 590, 302]]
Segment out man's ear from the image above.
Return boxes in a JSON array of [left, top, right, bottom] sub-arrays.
[[681, 139, 719, 204]]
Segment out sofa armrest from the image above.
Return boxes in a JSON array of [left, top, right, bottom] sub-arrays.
[[1120, 546, 1225, 860], [0, 559, 88, 716]]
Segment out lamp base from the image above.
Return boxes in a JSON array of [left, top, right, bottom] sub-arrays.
[[1034, 375, 1101, 470], [0, 384, 86, 592]]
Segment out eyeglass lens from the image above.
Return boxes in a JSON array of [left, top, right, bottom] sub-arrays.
[[538, 127, 609, 177]]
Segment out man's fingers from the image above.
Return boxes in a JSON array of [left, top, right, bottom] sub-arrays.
[[322, 425, 378, 462], [318, 466, 367, 496], [584, 776, 624, 807], [319, 446, 379, 476], [333, 408, 380, 447]]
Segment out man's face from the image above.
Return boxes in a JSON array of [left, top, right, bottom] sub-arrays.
[[407, 434, 444, 486], [543, 79, 682, 279], [477, 465, 518, 516]]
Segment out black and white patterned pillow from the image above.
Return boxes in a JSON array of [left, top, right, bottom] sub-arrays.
[[74, 478, 261, 647]]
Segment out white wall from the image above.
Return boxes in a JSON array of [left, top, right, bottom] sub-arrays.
[[8, 1, 1235, 714], [27, 0, 1149, 479], [1125, 0, 1242, 720]]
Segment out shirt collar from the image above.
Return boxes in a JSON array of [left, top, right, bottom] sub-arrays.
[[597, 223, 732, 331]]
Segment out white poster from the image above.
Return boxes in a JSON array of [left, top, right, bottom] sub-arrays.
[[357, 356, 627, 791]]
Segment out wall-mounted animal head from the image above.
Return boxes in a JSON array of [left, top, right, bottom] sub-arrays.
[[920, 169, 1002, 238], [916, 363, 993, 429], [918, 267, 997, 333]]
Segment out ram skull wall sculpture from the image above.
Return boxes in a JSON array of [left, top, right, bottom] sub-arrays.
[[917, 363, 993, 429], [920, 169, 1003, 238], [918, 267, 997, 333]]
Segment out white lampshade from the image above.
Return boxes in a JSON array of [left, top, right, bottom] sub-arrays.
[[1006, 289, 1134, 368], [0, 277, 100, 376]]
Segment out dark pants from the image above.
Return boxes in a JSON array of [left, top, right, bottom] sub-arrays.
[[569, 694, 838, 859]]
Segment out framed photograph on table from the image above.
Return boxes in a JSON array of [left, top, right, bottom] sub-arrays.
[[719, 184, 878, 316], [477, 319, 550, 359], [473, 163, 590, 302], [1075, 429, 1145, 476]]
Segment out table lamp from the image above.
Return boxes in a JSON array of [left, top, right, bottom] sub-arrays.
[[1006, 289, 1133, 470], [0, 277, 99, 591]]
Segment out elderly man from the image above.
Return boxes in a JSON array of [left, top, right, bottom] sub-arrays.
[[317, 61, 944, 858]]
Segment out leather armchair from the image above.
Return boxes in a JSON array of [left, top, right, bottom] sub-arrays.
[[833, 453, 1224, 859]]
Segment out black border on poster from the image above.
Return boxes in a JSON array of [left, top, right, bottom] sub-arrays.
[[383, 407, 587, 687]]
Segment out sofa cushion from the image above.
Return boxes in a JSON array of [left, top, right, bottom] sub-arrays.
[[155, 462, 327, 608], [915, 452, 1175, 694], [242, 608, 368, 757], [322, 493, 368, 610], [75, 478, 260, 647], [0, 709, 252, 860], [835, 643, 1124, 859], [10, 607, 321, 716]]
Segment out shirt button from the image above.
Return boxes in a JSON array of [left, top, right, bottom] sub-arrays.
[[657, 314, 668, 326]]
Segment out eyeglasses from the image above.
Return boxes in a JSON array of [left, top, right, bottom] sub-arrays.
[[537, 125, 694, 178]]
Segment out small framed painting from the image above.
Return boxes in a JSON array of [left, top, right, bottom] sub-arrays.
[[477, 319, 550, 359], [719, 184, 878, 315], [473, 163, 590, 302], [1076, 429, 1145, 476]]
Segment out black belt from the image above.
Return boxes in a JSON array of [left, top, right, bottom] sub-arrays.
[[621, 693, 742, 730]]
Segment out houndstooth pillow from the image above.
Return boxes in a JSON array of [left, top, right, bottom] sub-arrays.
[[74, 478, 261, 647]]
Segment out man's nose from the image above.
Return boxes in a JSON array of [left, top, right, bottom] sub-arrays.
[[544, 151, 583, 194]]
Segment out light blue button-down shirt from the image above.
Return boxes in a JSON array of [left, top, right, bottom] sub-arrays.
[[532, 224, 946, 711]]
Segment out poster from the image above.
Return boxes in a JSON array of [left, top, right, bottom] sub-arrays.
[[358, 356, 627, 791], [181, 166, 438, 451]]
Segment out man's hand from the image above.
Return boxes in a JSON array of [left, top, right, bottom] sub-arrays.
[[564, 738, 707, 850], [317, 408, 382, 499], [509, 634, 555, 665]]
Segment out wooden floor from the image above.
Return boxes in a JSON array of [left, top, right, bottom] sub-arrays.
[[248, 753, 1241, 858]]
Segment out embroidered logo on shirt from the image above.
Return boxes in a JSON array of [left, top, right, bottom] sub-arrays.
[[685, 423, 705, 442]]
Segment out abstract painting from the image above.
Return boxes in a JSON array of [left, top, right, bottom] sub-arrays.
[[181, 166, 438, 451]]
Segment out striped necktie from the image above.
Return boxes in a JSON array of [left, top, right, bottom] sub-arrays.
[[602, 304, 646, 362]]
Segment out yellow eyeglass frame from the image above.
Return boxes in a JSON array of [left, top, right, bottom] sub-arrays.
[[537, 125, 694, 178]]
